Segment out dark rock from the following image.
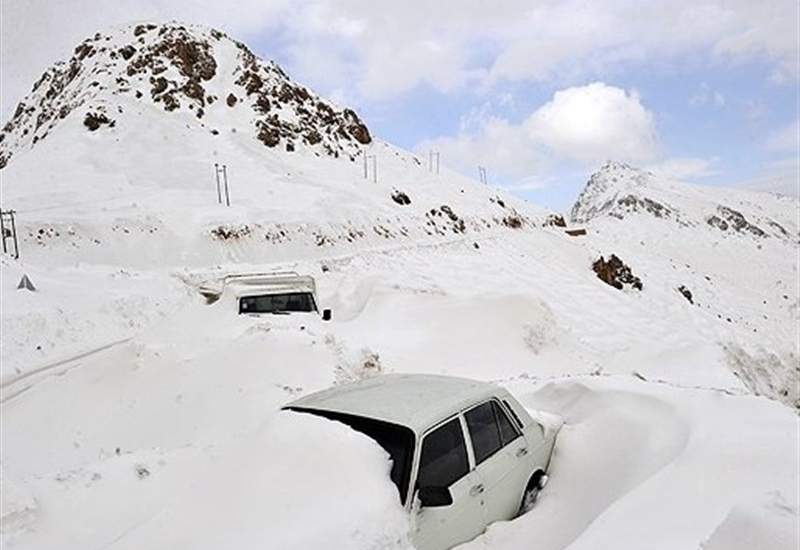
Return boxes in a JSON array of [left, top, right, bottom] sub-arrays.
[[342, 108, 371, 144], [391, 190, 411, 206], [257, 122, 280, 147], [226, 93, 237, 107], [119, 45, 136, 60], [678, 285, 693, 304], [83, 112, 113, 131], [545, 214, 567, 227], [592, 254, 643, 291]]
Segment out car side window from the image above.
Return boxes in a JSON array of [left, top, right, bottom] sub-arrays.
[[493, 401, 520, 446], [465, 401, 503, 465], [417, 418, 469, 488]]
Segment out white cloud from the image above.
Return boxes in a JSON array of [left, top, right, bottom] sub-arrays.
[[647, 157, 719, 180], [526, 83, 658, 165], [418, 116, 547, 184], [418, 82, 659, 186]]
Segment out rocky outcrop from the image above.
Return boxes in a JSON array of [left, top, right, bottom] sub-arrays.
[[592, 254, 643, 291], [706, 206, 766, 238]]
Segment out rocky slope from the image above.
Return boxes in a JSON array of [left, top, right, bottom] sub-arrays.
[[0, 22, 373, 170]]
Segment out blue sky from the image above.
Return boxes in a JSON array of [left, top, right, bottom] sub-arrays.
[[2, 0, 798, 210]]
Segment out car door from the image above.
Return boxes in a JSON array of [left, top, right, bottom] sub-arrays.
[[464, 400, 530, 524], [412, 416, 487, 550]]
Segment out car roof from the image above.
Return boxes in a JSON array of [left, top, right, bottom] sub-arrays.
[[285, 374, 500, 434], [198, 272, 316, 300]]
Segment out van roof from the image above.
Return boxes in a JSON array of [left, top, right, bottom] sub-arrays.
[[285, 374, 500, 434]]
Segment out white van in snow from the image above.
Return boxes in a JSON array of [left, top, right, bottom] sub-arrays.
[[285, 374, 561, 550], [199, 272, 331, 320]]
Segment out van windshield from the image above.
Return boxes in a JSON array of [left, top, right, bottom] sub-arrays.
[[239, 292, 316, 314], [287, 408, 415, 505]]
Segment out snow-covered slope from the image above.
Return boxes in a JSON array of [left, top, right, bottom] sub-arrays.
[[568, 162, 798, 408], [1, 23, 797, 550]]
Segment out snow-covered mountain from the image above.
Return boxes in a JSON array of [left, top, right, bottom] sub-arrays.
[[0, 21, 541, 270], [1, 23, 797, 550], [571, 161, 795, 243], [1, 22, 371, 167]]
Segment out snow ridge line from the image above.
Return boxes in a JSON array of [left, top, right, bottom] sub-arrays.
[[0, 337, 132, 404]]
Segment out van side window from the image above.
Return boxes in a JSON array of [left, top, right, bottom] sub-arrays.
[[493, 401, 520, 446], [418, 418, 469, 488], [465, 401, 503, 465]]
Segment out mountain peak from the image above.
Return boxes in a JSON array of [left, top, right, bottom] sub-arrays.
[[0, 21, 371, 169], [569, 161, 653, 222]]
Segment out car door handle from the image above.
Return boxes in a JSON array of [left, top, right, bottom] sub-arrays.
[[516, 447, 528, 457], [469, 484, 485, 497]]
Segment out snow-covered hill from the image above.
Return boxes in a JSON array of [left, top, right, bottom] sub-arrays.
[[569, 162, 798, 408], [1, 22, 797, 550]]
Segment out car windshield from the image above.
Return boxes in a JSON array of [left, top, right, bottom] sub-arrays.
[[239, 292, 316, 314], [287, 408, 415, 505]]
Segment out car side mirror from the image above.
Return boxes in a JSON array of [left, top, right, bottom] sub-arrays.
[[417, 486, 452, 507], [322, 309, 332, 321]]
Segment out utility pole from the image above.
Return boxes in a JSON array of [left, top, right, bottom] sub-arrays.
[[0, 209, 20, 259], [214, 163, 230, 206], [428, 150, 440, 174], [364, 155, 377, 183], [478, 166, 488, 184]]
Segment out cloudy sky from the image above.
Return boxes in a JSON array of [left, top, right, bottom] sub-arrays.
[[1, 0, 797, 208]]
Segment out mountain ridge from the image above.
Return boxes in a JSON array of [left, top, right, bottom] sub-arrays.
[[570, 161, 797, 245]]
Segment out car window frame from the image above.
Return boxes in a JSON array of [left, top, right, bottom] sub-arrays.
[[412, 414, 473, 497], [463, 398, 524, 466], [492, 400, 522, 446], [501, 398, 525, 431]]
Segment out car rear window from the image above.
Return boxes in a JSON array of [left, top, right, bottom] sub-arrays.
[[417, 418, 469, 489], [239, 292, 316, 314]]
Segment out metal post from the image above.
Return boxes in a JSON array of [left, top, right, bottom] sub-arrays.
[[0, 210, 7, 254], [223, 165, 230, 207], [478, 166, 488, 184], [435, 152, 440, 175], [214, 163, 222, 204], [363, 155, 368, 179], [9, 210, 19, 259], [372, 156, 377, 184]]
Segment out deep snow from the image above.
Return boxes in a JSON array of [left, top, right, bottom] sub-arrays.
[[1, 21, 798, 550]]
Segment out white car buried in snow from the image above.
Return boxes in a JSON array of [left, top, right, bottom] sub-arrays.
[[285, 374, 561, 550], [199, 271, 332, 320]]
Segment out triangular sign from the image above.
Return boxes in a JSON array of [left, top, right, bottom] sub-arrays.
[[17, 274, 36, 291]]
